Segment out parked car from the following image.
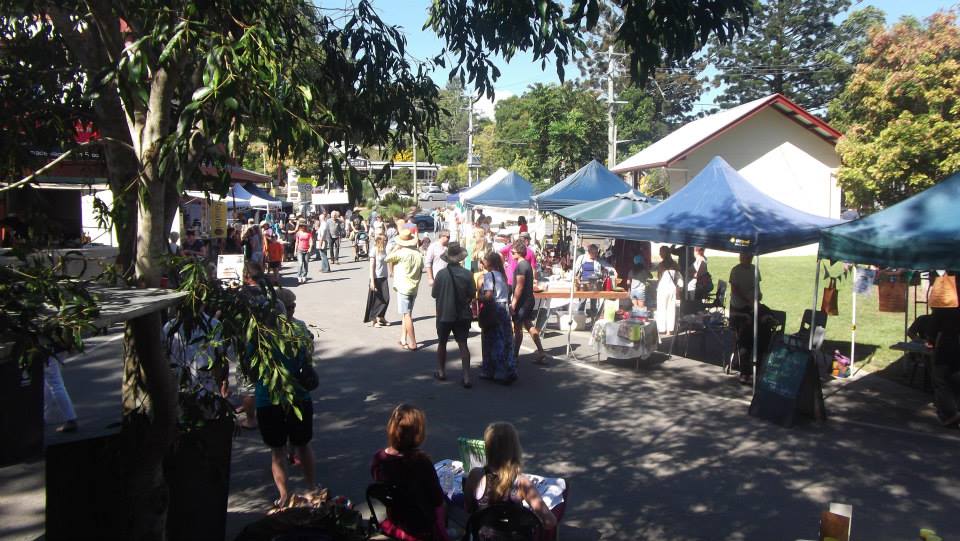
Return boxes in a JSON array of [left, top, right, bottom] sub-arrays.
[[418, 185, 446, 201], [412, 213, 435, 232]]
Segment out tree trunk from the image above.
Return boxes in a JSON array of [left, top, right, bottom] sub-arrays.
[[123, 65, 179, 541]]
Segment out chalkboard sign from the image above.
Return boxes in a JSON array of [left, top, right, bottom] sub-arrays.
[[749, 344, 826, 427]]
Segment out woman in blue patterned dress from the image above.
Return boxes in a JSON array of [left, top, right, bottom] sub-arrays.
[[478, 251, 517, 384]]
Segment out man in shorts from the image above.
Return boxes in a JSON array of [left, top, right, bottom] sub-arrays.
[[431, 242, 476, 387], [385, 228, 423, 350], [510, 240, 546, 364], [254, 288, 317, 509]]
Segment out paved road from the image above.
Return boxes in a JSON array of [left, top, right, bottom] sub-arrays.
[[5, 241, 960, 540]]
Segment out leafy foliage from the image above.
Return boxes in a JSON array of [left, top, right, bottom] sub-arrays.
[[575, 2, 709, 146], [829, 12, 960, 210], [173, 260, 313, 412], [488, 83, 606, 183], [428, 0, 753, 97], [0, 263, 98, 367], [711, 0, 885, 113]]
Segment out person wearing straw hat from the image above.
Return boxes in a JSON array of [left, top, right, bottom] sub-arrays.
[[385, 228, 424, 351], [431, 241, 476, 388]]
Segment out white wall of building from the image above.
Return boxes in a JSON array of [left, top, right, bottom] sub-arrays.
[[664, 107, 841, 220], [81, 190, 117, 246]]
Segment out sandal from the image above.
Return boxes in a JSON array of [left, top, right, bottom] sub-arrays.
[[433, 372, 447, 382]]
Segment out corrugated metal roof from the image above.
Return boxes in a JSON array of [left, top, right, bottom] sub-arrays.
[[611, 94, 840, 174]]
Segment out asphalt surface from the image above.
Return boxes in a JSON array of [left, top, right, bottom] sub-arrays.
[[5, 239, 960, 540]]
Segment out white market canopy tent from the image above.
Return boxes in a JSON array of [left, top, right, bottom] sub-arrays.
[[202, 184, 281, 210]]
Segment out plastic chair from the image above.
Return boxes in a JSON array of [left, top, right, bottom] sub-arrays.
[[464, 503, 543, 541], [458, 437, 486, 472], [784, 309, 828, 351], [706, 280, 727, 313]]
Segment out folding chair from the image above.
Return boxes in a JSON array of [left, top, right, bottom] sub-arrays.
[[464, 502, 543, 541], [366, 482, 436, 540], [784, 309, 828, 351], [458, 437, 486, 472], [705, 280, 727, 314]]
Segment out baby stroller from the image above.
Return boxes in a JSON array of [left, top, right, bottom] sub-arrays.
[[354, 231, 369, 261]]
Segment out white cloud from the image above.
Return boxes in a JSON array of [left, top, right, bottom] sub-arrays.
[[474, 89, 514, 122]]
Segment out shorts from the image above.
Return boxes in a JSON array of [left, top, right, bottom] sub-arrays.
[[256, 400, 313, 448], [268, 261, 281, 270], [397, 293, 416, 315], [512, 299, 536, 324], [437, 319, 470, 343]]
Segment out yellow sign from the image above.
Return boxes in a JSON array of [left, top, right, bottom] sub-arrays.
[[210, 200, 227, 238]]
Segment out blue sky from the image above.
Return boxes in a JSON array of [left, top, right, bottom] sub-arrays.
[[364, 0, 952, 117]]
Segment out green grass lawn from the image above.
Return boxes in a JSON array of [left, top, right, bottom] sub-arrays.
[[708, 255, 916, 373]]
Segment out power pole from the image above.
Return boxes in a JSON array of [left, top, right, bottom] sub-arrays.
[[412, 133, 418, 203], [607, 45, 616, 168], [466, 96, 475, 186]]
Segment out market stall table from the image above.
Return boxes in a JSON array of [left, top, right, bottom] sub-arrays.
[[590, 318, 659, 368]]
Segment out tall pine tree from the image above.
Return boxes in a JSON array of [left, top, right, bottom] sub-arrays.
[[710, 0, 884, 113]]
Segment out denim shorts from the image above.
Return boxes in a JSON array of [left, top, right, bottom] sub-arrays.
[[397, 293, 416, 315]]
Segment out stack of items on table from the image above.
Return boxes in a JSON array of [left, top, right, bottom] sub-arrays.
[[591, 308, 660, 360]]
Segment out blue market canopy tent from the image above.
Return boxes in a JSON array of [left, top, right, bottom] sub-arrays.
[[819, 171, 960, 269], [243, 183, 282, 206], [460, 168, 533, 208], [531, 160, 631, 211], [578, 156, 841, 254], [555, 190, 657, 223]]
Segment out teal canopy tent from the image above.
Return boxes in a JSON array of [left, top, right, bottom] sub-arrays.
[[554, 190, 657, 223], [819, 171, 960, 269]]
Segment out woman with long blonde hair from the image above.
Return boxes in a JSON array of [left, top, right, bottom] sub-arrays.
[[363, 234, 390, 327], [464, 422, 557, 531]]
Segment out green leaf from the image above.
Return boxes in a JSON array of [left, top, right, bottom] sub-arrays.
[[192, 86, 213, 102], [298, 85, 312, 103]]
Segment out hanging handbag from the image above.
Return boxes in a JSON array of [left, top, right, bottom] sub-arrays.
[[820, 278, 839, 316], [296, 362, 319, 392], [929, 274, 959, 308], [877, 270, 907, 313]]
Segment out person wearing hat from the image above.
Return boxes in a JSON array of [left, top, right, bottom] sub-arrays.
[[431, 241, 476, 387], [385, 228, 424, 351], [294, 219, 313, 284]]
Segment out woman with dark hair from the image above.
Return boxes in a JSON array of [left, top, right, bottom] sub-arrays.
[[517, 215, 528, 234], [478, 251, 516, 384], [371, 404, 450, 541], [364, 234, 390, 327]]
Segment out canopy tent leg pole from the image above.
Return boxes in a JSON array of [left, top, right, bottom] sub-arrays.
[[752, 255, 759, 392], [566, 227, 577, 359], [809, 258, 822, 350], [904, 277, 910, 342], [851, 268, 857, 373]]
